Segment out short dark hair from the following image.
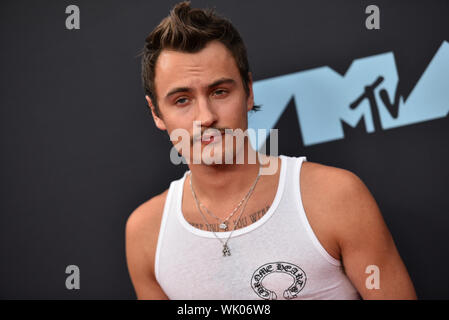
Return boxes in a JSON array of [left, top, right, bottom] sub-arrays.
[[140, 1, 260, 117]]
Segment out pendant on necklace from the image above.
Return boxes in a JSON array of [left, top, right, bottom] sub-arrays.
[[222, 244, 231, 257], [219, 222, 228, 230]]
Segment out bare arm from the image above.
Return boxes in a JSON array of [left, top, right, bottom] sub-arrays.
[[125, 191, 169, 300], [331, 170, 417, 299]]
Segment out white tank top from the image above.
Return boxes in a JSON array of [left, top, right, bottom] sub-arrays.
[[155, 155, 361, 300]]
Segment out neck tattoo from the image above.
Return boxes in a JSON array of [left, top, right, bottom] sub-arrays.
[[188, 205, 270, 232]]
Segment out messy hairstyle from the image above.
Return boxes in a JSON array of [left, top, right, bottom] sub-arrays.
[[140, 1, 260, 117]]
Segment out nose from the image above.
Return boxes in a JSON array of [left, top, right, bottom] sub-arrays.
[[194, 96, 217, 128]]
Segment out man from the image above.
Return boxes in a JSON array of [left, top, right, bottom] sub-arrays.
[[126, 1, 417, 300]]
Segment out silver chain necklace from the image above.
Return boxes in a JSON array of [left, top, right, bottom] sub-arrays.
[[199, 186, 252, 230], [189, 167, 261, 257]]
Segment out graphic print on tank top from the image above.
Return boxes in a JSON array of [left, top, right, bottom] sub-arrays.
[[251, 262, 307, 300]]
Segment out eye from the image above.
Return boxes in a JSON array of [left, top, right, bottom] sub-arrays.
[[175, 97, 189, 105], [213, 89, 228, 97]]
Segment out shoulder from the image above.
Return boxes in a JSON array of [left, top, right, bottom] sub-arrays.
[[126, 189, 169, 230], [125, 189, 169, 274], [299, 160, 379, 256], [125, 188, 172, 299], [300, 160, 369, 206], [301, 160, 361, 188], [301, 160, 387, 237], [301, 159, 376, 212]]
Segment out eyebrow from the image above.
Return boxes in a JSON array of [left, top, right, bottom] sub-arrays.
[[164, 78, 236, 100]]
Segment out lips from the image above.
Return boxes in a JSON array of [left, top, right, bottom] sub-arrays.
[[192, 128, 226, 145], [201, 132, 223, 144]]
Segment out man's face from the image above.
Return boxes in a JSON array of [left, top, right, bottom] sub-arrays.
[[146, 40, 254, 163]]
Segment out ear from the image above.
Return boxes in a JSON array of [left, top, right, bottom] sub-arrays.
[[246, 72, 255, 112], [145, 95, 167, 131]]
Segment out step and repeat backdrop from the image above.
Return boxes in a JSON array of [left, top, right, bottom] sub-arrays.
[[1, 0, 448, 299]]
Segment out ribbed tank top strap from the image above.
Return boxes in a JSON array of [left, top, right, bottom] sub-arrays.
[[154, 175, 186, 282], [288, 155, 342, 266], [280, 155, 307, 203]]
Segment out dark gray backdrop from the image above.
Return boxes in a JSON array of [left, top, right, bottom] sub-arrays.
[[1, 0, 448, 299]]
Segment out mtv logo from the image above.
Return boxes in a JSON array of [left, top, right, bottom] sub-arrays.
[[248, 41, 449, 148]]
